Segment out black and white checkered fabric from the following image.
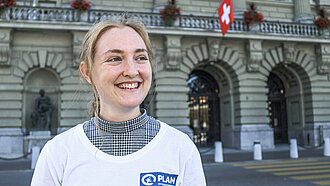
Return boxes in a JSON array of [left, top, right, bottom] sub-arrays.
[[83, 109, 160, 156]]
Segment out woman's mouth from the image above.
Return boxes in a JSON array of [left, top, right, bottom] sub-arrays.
[[117, 82, 140, 89]]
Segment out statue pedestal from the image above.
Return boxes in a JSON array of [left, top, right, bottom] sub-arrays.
[[24, 131, 52, 154]]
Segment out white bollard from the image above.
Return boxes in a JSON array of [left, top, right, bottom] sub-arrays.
[[290, 139, 299, 158], [31, 146, 41, 169], [253, 141, 262, 161], [324, 137, 330, 156], [214, 141, 223, 163]]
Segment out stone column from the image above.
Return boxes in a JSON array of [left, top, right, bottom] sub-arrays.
[[154, 35, 193, 138], [56, 0, 62, 7], [233, 0, 246, 19], [294, 0, 313, 23]]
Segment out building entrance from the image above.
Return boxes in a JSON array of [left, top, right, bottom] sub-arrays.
[[267, 72, 288, 144], [187, 70, 220, 146]]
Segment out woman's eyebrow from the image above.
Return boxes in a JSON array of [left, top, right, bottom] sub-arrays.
[[135, 48, 148, 53], [102, 49, 123, 56], [102, 49, 147, 56]]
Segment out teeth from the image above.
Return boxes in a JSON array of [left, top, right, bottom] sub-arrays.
[[118, 82, 139, 89]]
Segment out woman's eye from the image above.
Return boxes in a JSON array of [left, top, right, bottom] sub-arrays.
[[107, 57, 121, 62], [137, 56, 148, 61]]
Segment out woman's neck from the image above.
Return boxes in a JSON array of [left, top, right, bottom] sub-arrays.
[[98, 106, 141, 122]]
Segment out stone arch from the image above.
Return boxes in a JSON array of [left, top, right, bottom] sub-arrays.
[[261, 46, 314, 79], [181, 40, 243, 147], [261, 47, 314, 145], [13, 50, 71, 79], [181, 42, 244, 79]]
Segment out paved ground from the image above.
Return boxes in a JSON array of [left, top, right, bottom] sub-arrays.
[[204, 157, 330, 186]]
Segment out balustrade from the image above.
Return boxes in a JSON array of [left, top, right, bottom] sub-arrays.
[[0, 6, 324, 37], [3, 6, 75, 22]]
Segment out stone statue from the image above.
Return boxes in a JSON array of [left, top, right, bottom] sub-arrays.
[[31, 89, 54, 130]]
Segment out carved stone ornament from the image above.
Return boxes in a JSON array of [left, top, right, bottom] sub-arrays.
[[0, 46, 10, 66], [316, 44, 330, 75], [72, 47, 81, 68], [165, 35, 182, 70], [0, 29, 12, 66], [166, 49, 181, 70], [283, 43, 296, 64], [71, 31, 85, 68], [154, 48, 165, 71], [207, 39, 220, 62], [246, 39, 263, 72]]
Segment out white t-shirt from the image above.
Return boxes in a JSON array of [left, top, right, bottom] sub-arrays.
[[31, 121, 206, 186]]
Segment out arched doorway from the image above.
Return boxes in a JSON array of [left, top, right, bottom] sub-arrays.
[[187, 70, 220, 146], [267, 72, 288, 144], [23, 68, 60, 135]]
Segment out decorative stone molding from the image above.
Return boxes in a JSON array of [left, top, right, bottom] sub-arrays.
[[165, 35, 182, 70], [315, 44, 330, 75], [283, 43, 296, 64], [246, 39, 263, 72], [0, 29, 12, 66], [72, 31, 86, 68], [207, 38, 220, 62]]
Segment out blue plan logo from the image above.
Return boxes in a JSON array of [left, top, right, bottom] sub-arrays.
[[141, 174, 157, 185], [140, 172, 178, 186]]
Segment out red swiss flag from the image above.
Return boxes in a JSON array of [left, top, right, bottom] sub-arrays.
[[218, 0, 234, 36]]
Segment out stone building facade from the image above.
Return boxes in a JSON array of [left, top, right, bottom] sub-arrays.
[[0, 0, 329, 158]]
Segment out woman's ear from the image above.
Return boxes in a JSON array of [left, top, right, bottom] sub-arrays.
[[80, 61, 91, 84]]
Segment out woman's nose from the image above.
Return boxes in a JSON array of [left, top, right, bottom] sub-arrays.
[[122, 58, 138, 77]]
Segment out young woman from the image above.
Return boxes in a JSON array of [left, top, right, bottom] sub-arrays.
[[31, 18, 206, 186]]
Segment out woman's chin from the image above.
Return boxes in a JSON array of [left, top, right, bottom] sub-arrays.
[[118, 101, 144, 111]]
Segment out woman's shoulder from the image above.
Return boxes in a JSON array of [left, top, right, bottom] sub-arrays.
[[157, 121, 199, 157], [46, 123, 84, 148], [158, 121, 194, 144]]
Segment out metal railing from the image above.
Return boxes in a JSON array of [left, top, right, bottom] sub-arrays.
[[0, 6, 325, 37]]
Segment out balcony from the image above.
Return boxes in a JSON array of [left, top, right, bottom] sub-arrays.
[[0, 6, 328, 39]]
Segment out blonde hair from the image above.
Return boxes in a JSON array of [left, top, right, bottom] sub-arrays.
[[80, 18, 154, 118]]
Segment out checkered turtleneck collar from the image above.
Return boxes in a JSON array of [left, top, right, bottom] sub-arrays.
[[84, 109, 160, 156], [95, 109, 149, 133]]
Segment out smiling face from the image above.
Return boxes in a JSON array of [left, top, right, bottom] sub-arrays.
[[82, 26, 152, 120]]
